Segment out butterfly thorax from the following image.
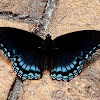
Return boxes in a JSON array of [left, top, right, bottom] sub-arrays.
[[45, 34, 53, 53]]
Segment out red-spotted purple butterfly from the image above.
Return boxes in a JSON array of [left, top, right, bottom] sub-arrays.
[[0, 27, 100, 81]]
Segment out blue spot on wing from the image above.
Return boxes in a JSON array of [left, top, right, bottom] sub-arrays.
[[25, 65, 31, 71], [19, 61, 24, 66], [62, 66, 67, 73], [70, 63, 74, 69], [30, 65, 35, 71], [18, 70, 23, 78], [22, 74, 27, 80], [56, 74, 62, 80], [14, 67, 19, 72], [28, 73, 34, 79], [22, 64, 26, 69], [66, 65, 71, 70]]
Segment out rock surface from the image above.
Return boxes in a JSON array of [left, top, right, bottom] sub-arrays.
[[0, 0, 100, 100]]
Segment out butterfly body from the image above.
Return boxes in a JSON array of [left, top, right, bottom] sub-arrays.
[[0, 27, 100, 81]]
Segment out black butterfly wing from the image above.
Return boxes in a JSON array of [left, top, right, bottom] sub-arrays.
[[50, 30, 100, 81], [0, 27, 44, 80]]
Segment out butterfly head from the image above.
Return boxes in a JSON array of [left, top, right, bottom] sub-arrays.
[[46, 34, 51, 40]]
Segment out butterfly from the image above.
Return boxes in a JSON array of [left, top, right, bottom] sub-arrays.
[[0, 27, 100, 81]]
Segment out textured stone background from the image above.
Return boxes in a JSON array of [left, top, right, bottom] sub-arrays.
[[0, 0, 46, 19], [0, 0, 100, 100]]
